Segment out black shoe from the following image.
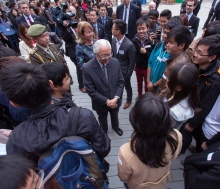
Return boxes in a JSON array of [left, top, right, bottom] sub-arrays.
[[113, 128, 123, 136]]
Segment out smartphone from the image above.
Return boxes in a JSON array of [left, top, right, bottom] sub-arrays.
[[156, 28, 162, 40]]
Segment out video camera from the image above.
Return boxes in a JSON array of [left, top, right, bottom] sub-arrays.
[[63, 11, 78, 28]]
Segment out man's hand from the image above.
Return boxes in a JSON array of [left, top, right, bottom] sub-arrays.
[[147, 82, 153, 92], [201, 141, 208, 150], [0, 129, 12, 138], [63, 20, 69, 27], [106, 98, 118, 108], [140, 47, 146, 54], [184, 123, 194, 132]]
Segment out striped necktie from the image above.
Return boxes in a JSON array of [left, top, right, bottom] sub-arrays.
[[124, 6, 128, 22], [102, 65, 108, 82]]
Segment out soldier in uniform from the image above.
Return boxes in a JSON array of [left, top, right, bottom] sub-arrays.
[[28, 24, 67, 66]]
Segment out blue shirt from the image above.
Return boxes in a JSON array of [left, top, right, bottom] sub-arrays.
[[148, 41, 170, 84]]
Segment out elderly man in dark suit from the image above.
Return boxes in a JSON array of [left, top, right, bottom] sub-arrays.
[[16, 2, 42, 28], [82, 39, 124, 136], [186, 0, 200, 38], [116, 0, 142, 41], [112, 19, 136, 109], [97, 4, 113, 44], [204, 0, 220, 27], [89, 9, 108, 40]]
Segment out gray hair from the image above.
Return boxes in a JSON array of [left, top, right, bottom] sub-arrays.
[[93, 39, 111, 54]]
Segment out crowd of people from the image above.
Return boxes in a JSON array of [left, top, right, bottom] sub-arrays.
[[0, 0, 220, 188]]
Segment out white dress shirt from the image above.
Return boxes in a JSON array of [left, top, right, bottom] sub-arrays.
[[116, 35, 125, 53]]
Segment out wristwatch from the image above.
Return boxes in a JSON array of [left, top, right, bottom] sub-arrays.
[[114, 96, 120, 101]]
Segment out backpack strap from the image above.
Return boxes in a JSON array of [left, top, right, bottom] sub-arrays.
[[67, 106, 81, 136]]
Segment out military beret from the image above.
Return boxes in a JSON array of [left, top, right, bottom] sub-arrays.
[[28, 24, 46, 36]]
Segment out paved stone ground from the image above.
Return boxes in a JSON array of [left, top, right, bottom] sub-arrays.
[[67, 1, 212, 188]]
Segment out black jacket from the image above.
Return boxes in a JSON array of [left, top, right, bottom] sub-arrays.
[[188, 60, 220, 129], [97, 16, 113, 44], [188, 14, 200, 38], [184, 142, 220, 189], [204, 0, 220, 27], [116, 3, 142, 41], [62, 26, 78, 59], [6, 100, 111, 161], [132, 34, 152, 70]]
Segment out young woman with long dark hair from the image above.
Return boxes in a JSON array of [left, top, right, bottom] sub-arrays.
[[118, 92, 182, 189], [165, 62, 199, 129]]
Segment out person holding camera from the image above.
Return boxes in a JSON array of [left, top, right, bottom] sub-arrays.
[[62, 11, 83, 92]]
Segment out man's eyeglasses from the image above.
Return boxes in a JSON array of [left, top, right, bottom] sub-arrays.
[[96, 52, 113, 60], [35, 169, 44, 189], [194, 49, 210, 57]]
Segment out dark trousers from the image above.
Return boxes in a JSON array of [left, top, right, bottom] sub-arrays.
[[70, 57, 84, 89], [123, 74, 132, 102], [180, 123, 207, 154], [135, 67, 148, 96], [96, 107, 119, 133]]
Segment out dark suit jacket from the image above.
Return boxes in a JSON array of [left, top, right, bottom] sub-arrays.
[[91, 22, 108, 40], [112, 36, 136, 77], [116, 3, 142, 41], [204, 0, 220, 27], [82, 57, 124, 111], [16, 14, 42, 28], [97, 16, 113, 44], [188, 14, 200, 38], [29, 44, 67, 66]]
